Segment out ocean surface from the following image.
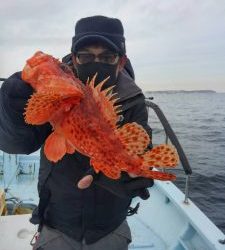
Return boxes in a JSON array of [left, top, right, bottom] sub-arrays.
[[145, 91, 225, 233], [0, 91, 224, 234]]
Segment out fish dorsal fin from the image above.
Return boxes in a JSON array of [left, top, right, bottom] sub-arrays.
[[86, 75, 121, 129], [116, 122, 150, 155], [25, 92, 81, 125]]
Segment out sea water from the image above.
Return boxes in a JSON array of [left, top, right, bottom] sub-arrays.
[[146, 91, 225, 233]]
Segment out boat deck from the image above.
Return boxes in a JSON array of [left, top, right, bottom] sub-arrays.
[[0, 214, 166, 250], [128, 215, 166, 249], [1, 181, 225, 250], [0, 214, 36, 250]]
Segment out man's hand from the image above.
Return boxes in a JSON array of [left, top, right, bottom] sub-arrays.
[[77, 169, 154, 200], [77, 175, 94, 189], [77, 173, 138, 189]]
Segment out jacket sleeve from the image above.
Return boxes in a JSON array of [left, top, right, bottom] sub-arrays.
[[0, 72, 52, 154]]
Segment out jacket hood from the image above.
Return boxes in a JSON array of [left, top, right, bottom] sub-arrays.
[[115, 69, 142, 103]]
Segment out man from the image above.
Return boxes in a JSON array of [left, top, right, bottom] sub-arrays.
[[0, 16, 153, 250]]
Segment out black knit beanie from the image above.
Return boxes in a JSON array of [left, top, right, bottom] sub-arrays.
[[71, 15, 126, 55]]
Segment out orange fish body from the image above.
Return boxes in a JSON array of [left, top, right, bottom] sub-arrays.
[[22, 51, 179, 181]]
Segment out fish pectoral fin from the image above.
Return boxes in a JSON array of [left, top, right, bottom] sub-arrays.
[[116, 122, 150, 155], [24, 92, 80, 125], [25, 92, 58, 125], [90, 159, 121, 179], [44, 131, 67, 162], [24, 92, 67, 125], [141, 144, 179, 168]]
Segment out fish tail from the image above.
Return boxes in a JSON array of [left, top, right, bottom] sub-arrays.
[[135, 144, 179, 181], [141, 144, 179, 168], [138, 168, 176, 181]]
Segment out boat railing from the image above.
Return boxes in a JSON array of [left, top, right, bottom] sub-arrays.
[[0, 78, 6, 82], [145, 97, 192, 204]]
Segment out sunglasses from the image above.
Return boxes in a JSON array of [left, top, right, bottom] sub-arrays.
[[76, 52, 120, 65]]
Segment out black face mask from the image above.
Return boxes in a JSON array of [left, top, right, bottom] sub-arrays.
[[75, 62, 118, 89]]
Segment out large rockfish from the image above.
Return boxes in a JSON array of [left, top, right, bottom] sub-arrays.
[[22, 51, 179, 180]]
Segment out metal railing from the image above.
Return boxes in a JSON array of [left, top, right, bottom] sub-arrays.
[[145, 97, 192, 203]]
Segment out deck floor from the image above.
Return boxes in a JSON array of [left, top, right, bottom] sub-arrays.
[[0, 214, 166, 250], [128, 215, 166, 249]]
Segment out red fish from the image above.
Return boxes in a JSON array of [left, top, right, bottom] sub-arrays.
[[22, 51, 179, 181]]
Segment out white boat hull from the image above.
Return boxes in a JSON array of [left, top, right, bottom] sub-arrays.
[[1, 180, 224, 250]]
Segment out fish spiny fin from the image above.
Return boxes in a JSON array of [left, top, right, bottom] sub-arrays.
[[44, 131, 67, 162], [90, 158, 121, 179], [86, 75, 120, 129], [116, 122, 150, 155], [24, 92, 80, 125], [25, 92, 62, 125], [141, 144, 179, 168]]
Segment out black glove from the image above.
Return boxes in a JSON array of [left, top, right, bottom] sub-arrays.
[[0, 72, 33, 124], [85, 168, 154, 200]]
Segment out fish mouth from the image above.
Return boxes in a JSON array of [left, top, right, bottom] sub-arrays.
[[37, 76, 84, 99]]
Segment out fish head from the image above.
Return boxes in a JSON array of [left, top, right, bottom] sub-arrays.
[[22, 51, 55, 89], [22, 51, 84, 98], [22, 51, 84, 126]]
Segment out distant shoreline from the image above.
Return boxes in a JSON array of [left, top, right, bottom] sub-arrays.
[[145, 90, 217, 94]]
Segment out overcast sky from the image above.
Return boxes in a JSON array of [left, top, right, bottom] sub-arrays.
[[0, 0, 225, 92]]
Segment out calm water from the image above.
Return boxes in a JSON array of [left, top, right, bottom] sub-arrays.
[[146, 92, 225, 233]]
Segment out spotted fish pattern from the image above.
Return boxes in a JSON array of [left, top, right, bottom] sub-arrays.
[[22, 51, 179, 181]]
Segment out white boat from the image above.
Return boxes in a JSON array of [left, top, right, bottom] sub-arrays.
[[0, 94, 224, 250], [1, 180, 225, 250]]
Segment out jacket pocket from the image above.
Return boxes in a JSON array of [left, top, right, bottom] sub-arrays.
[[32, 225, 61, 250]]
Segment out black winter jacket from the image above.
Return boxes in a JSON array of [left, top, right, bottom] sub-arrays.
[[0, 63, 152, 244]]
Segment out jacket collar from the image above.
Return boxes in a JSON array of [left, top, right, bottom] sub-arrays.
[[115, 69, 142, 103]]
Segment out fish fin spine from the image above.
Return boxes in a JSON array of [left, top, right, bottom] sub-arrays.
[[86, 75, 120, 129]]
